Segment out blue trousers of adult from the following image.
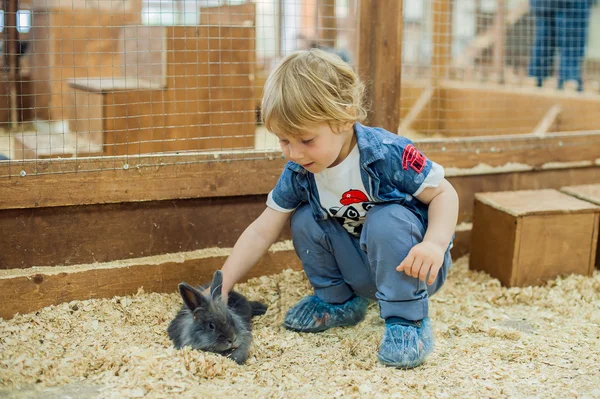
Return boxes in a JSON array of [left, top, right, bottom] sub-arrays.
[[528, 0, 592, 91], [290, 203, 453, 321]]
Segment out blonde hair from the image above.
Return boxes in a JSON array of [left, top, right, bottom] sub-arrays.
[[261, 48, 367, 135]]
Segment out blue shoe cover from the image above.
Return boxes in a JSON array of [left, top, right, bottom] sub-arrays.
[[378, 318, 434, 368], [283, 295, 368, 333]]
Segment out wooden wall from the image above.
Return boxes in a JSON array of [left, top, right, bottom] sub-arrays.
[[442, 84, 600, 136], [27, 9, 139, 123], [102, 25, 256, 155], [401, 80, 600, 137]]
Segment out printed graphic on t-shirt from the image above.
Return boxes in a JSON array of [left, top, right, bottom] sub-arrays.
[[329, 189, 374, 237]]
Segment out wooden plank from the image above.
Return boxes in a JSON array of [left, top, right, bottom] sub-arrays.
[[469, 199, 518, 287], [66, 78, 162, 93], [0, 246, 302, 320], [532, 105, 561, 136], [516, 213, 596, 286], [560, 183, 600, 268], [0, 153, 287, 210], [0, 227, 474, 320], [440, 82, 600, 136], [450, 166, 600, 223], [398, 86, 435, 135], [1, 129, 599, 210], [419, 131, 600, 170], [0, 194, 292, 269], [560, 184, 600, 206], [474, 189, 600, 217], [357, 0, 403, 132], [0, 164, 598, 271], [199, 3, 256, 26]]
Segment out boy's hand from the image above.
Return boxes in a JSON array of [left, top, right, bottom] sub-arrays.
[[396, 241, 445, 285]]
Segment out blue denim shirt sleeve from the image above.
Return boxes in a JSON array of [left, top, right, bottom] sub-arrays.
[[268, 162, 307, 210], [386, 136, 435, 196]]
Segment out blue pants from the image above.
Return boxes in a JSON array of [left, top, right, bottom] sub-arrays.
[[528, 0, 591, 91], [290, 203, 452, 321]]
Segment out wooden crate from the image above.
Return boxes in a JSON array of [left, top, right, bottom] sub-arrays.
[[560, 184, 600, 268], [470, 189, 600, 287]]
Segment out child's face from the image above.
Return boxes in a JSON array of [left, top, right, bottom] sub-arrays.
[[273, 121, 355, 173]]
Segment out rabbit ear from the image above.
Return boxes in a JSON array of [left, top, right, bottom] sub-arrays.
[[178, 282, 209, 311], [209, 270, 223, 300]]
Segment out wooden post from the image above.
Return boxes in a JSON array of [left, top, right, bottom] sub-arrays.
[[3, 0, 20, 128], [357, 0, 403, 132], [493, 0, 505, 83], [431, 0, 452, 84]]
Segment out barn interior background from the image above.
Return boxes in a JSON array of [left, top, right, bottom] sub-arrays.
[[0, 0, 599, 397]]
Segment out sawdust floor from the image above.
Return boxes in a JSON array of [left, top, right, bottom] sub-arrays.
[[1, 256, 599, 399]]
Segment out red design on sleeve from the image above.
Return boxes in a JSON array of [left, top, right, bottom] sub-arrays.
[[401, 144, 426, 174]]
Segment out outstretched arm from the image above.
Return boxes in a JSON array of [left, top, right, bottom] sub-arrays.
[[220, 207, 292, 297]]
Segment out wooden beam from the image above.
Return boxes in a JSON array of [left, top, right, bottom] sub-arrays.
[[532, 104, 562, 137], [418, 131, 600, 170], [2, 130, 600, 210], [357, 0, 403, 131], [0, 228, 476, 320], [0, 245, 303, 320], [398, 86, 435, 135], [0, 195, 292, 269], [1, 164, 598, 271], [0, 152, 287, 210]]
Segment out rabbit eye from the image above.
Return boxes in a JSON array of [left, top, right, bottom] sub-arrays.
[[208, 321, 215, 330]]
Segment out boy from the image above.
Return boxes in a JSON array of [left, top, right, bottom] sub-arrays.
[[218, 49, 458, 368]]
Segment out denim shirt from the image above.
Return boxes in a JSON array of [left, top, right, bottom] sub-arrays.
[[269, 123, 440, 231]]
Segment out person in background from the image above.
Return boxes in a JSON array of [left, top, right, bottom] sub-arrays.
[[529, 0, 596, 91], [296, 33, 352, 64]]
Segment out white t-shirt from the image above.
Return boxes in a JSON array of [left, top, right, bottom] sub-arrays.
[[314, 144, 374, 236]]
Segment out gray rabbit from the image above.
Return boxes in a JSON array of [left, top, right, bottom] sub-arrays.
[[167, 270, 267, 364]]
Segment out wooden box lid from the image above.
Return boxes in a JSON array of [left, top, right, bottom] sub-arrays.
[[560, 184, 600, 206], [474, 189, 600, 217]]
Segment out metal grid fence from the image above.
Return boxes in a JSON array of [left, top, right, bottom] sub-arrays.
[[0, 0, 599, 177]]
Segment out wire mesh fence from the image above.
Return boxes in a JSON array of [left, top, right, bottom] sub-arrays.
[[401, 0, 600, 139], [0, 0, 599, 178], [0, 0, 358, 176]]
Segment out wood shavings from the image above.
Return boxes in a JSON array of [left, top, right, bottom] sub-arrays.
[[1, 256, 599, 398]]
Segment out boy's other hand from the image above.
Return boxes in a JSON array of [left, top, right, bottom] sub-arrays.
[[396, 241, 445, 285]]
